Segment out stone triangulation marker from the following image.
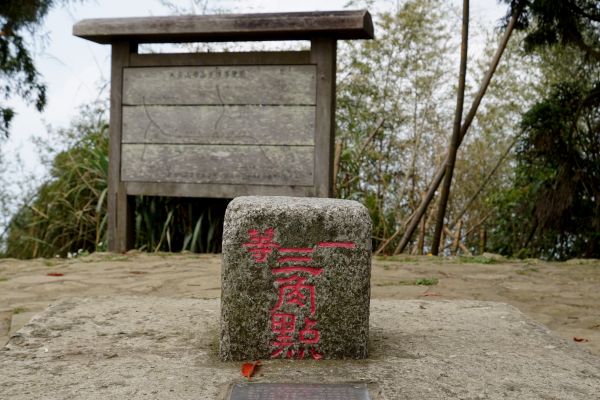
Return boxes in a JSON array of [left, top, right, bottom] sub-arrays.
[[220, 196, 372, 361]]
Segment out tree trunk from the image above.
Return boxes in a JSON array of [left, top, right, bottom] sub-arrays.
[[417, 193, 427, 255], [451, 220, 463, 255], [444, 226, 472, 255], [479, 226, 486, 254], [332, 142, 343, 197], [375, 4, 524, 256], [431, 0, 470, 255]]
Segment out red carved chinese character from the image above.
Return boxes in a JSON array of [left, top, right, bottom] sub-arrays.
[[279, 247, 314, 254], [299, 318, 320, 344], [271, 313, 296, 358], [273, 247, 322, 276], [243, 228, 280, 263], [272, 275, 316, 315], [309, 348, 323, 360], [289, 348, 322, 360], [268, 244, 328, 360]]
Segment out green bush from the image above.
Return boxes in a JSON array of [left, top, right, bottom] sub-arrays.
[[5, 108, 109, 258]]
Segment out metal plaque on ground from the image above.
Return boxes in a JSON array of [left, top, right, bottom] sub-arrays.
[[229, 383, 371, 400]]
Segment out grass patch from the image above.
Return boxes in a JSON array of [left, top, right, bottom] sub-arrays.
[[12, 307, 28, 315], [414, 277, 439, 286], [0, 276, 8, 282], [375, 277, 438, 287]]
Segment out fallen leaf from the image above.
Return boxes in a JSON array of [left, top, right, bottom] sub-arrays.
[[422, 292, 441, 297], [129, 271, 147, 275], [573, 337, 589, 343], [47, 273, 64, 277], [241, 360, 261, 379]]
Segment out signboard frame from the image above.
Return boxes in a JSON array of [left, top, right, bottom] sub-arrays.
[[74, 11, 374, 252]]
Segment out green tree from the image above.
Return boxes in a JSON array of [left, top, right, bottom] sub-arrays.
[[488, 0, 600, 259], [337, 0, 540, 255], [490, 47, 599, 259], [336, 0, 456, 251], [513, 0, 600, 59], [388, 1, 526, 255], [4, 105, 109, 258], [0, 0, 67, 138]]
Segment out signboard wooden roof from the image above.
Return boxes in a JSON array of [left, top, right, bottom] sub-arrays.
[[73, 10, 374, 44]]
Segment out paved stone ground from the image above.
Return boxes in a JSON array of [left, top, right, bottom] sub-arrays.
[[1, 253, 598, 355], [0, 296, 598, 399]]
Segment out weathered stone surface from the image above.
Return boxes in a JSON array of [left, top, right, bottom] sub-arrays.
[[1, 297, 599, 400], [220, 196, 372, 361]]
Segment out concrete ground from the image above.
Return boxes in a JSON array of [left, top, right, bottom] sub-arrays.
[[0, 296, 598, 399], [0, 252, 599, 399], [1, 252, 598, 355]]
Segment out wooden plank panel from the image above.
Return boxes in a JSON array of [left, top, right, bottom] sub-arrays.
[[122, 105, 315, 145], [73, 10, 375, 44], [129, 51, 311, 67], [125, 182, 315, 198], [123, 65, 316, 105], [121, 144, 314, 186]]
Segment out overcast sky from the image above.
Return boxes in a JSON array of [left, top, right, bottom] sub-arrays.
[[2, 0, 507, 180]]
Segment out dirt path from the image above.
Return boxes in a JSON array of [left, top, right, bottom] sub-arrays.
[[0, 252, 598, 355]]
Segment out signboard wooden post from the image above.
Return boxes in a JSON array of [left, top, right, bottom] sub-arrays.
[[74, 11, 374, 252]]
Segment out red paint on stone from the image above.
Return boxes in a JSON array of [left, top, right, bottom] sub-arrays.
[[272, 275, 316, 315], [271, 313, 297, 358], [242, 228, 360, 360], [243, 228, 280, 262], [279, 247, 314, 253], [299, 318, 320, 344]]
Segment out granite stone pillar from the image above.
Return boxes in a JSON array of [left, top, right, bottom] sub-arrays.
[[220, 196, 372, 361]]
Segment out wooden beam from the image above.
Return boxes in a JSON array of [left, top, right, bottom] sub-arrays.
[[125, 182, 314, 198], [311, 38, 336, 197], [108, 42, 136, 253], [129, 51, 311, 67], [73, 10, 374, 44]]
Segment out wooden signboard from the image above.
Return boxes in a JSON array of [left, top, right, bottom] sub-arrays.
[[74, 11, 374, 252]]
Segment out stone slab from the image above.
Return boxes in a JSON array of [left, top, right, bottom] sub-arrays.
[[9, 311, 38, 336], [1, 296, 599, 400], [0, 311, 10, 347], [220, 196, 372, 361]]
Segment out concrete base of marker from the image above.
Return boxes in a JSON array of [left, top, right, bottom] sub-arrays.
[[1, 296, 598, 399]]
